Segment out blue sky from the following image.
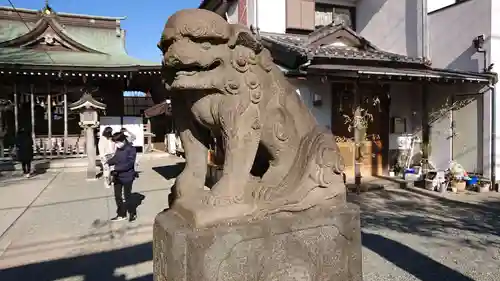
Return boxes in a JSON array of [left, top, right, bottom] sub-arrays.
[[0, 0, 202, 62]]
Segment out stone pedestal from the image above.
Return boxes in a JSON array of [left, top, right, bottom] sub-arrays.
[[153, 203, 362, 281], [84, 126, 98, 180], [69, 91, 106, 181]]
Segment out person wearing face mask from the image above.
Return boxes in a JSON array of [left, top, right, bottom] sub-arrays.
[[120, 127, 139, 178], [107, 132, 137, 222]]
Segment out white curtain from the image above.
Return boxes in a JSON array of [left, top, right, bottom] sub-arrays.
[[315, 8, 333, 27], [315, 6, 352, 28]]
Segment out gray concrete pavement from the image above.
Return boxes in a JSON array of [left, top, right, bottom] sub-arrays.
[[0, 155, 182, 280], [0, 157, 499, 281], [353, 184, 500, 281]]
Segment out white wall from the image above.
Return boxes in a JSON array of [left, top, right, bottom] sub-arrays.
[[427, 0, 455, 13], [290, 78, 332, 129], [426, 85, 453, 171], [390, 85, 423, 134], [429, 0, 493, 176], [252, 0, 286, 34], [356, 0, 425, 57], [429, 0, 490, 70]]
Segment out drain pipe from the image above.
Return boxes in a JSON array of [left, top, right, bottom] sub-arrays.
[[490, 83, 497, 191], [294, 60, 311, 76], [299, 60, 311, 70], [254, 0, 258, 30]]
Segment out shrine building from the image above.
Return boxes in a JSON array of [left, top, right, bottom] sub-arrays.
[[0, 3, 168, 157]]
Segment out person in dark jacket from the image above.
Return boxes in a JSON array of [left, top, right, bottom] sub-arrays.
[[107, 132, 137, 222], [15, 128, 34, 178]]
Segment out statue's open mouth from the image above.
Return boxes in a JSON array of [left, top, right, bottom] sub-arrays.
[[174, 60, 221, 77]]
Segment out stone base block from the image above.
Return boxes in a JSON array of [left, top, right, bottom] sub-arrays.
[[153, 203, 363, 281]]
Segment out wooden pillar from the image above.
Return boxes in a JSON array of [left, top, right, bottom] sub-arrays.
[[0, 110, 3, 158], [47, 87, 52, 156], [13, 84, 18, 134], [30, 85, 35, 154], [146, 118, 152, 152], [353, 81, 362, 192], [63, 87, 68, 156], [421, 84, 430, 171]]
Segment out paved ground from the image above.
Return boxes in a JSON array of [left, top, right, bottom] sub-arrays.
[[0, 155, 183, 281], [350, 179, 500, 281], [0, 156, 498, 281]]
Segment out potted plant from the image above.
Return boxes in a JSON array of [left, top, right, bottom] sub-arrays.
[[476, 178, 491, 193], [396, 163, 406, 178], [448, 162, 467, 192], [450, 178, 466, 192], [389, 163, 402, 177]]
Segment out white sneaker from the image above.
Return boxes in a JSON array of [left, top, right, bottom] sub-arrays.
[[110, 216, 126, 222]]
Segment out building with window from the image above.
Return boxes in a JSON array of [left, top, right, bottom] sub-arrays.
[[123, 92, 155, 116], [200, 0, 497, 184]]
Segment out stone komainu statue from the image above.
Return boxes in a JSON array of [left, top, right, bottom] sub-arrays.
[[159, 9, 346, 227]]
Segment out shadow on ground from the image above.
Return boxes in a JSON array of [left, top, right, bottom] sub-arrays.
[[349, 188, 500, 250], [152, 163, 184, 181], [362, 231, 475, 281], [2, 176, 499, 280], [152, 163, 185, 207], [0, 242, 153, 281], [0, 228, 481, 281]]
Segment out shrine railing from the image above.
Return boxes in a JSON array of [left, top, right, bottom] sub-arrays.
[[34, 134, 86, 157]]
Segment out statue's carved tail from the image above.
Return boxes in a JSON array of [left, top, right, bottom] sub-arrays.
[[257, 126, 345, 205]]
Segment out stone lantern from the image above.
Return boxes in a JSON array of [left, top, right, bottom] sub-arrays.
[[69, 92, 106, 180]]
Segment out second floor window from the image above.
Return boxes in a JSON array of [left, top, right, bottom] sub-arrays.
[[315, 4, 354, 30]]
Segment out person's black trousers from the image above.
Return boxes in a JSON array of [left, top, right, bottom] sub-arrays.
[[21, 161, 31, 174], [113, 180, 134, 217]]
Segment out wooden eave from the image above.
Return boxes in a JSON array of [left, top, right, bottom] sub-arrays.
[[305, 64, 496, 84], [259, 23, 495, 84], [310, 55, 427, 70], [144, 100, 172, 118], [0, 63, 160, 73]]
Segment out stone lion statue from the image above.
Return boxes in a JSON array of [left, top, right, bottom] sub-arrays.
[[159, 9, 345, 227]]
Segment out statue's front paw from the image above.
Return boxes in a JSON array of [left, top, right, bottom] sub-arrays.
[[174, 171, 204, 197]]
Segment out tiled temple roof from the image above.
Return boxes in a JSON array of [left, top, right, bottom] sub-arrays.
[[260, 23, 429, 67], [0, 5, 160, 71]]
